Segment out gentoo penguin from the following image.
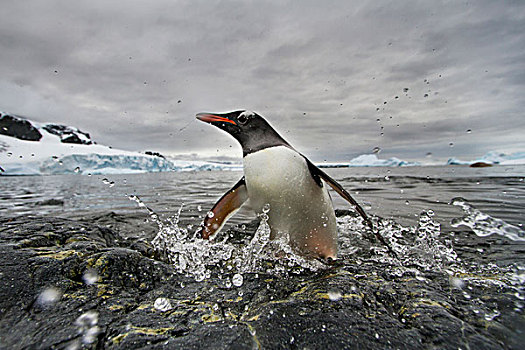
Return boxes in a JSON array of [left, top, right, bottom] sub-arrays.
[[196, 110, 375, 259]]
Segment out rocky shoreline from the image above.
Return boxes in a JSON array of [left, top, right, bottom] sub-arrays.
[[0, 213, 523, 349]]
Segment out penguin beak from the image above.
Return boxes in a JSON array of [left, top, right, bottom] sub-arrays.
[[196, 113, 237, 126]]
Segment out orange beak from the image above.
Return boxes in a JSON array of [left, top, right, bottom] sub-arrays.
[[196, 113, 237, 125]]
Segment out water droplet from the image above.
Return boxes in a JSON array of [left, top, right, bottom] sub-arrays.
[[449, 142, 454, 147], [75, 311, 100, 345], [197, 205, 202, 212], [426, 152, 433, 158], [207, 211, 214, 218], [262, 203, 271, 214], [372, 146, 381, 154], [328, 289, 342, 301], [154, 297, 173, 312], [384, 176, 390, 181], [403, 87, 409, 92], [424, 94, 429, 98], [405, 200, 410, 205], [37, 287, 61, 306], [74, 167, 81, 173], [451, 277, 465, 289], [232, 273, 244, 287], [82, 269, 99, 285]]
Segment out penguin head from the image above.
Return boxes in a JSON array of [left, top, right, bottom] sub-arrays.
[[196, 110, 290, 156]]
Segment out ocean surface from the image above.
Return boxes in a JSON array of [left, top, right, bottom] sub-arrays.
[[2, 165, 523, 230]]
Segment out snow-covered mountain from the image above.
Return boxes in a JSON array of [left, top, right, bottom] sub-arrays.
[[0, 111, 240, 175]]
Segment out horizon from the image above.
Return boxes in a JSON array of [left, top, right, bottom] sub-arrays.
[[1, 1, 524, 163]]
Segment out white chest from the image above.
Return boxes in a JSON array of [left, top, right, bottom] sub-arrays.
[[243, 146, 311, 204], [242, 145, 338, 258]]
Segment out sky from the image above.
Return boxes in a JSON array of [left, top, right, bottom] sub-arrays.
[[0, 0, 524, 163]]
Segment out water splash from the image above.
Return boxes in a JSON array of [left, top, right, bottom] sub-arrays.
[[74, 310, 100, 345], [37, 287, 62, 307], [130, 195, 324, 281], [154, 297, 173, 312], [130, 192, 523, 317], [450, 197, 525, 241]]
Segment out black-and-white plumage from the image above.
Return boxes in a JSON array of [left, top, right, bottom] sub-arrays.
[[196, 110, 375, 259]]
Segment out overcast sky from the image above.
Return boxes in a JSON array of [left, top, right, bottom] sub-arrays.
[[1, 0, 524, 162]]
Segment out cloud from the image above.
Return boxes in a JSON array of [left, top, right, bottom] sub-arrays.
[[0, 0, 524, 161]]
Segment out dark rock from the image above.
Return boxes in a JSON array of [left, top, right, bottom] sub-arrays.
[[35, 198, 64, 206], [43, 124, 92, 145], [0, 113, 42, 141], [0, 214, 523, 349], [145, 151, 166, 159], [470, 162, 493, 168]]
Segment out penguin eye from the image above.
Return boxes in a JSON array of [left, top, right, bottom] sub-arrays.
[[237, 114, 248, 125]]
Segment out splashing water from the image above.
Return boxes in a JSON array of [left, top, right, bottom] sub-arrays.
[[154, 297, 173, 312], [129, 195, 324, 281], [450, 197, 525, 241], [74, 310, 100, 345], [130, 193, 524, 314]]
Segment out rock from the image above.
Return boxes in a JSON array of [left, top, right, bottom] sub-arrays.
[[470, 162, 493, 168], [0, 214, 523, 349], [0, 113, 42, 141], [145, 151, 166, 159], [43, 124, 92, 145], [35, 199, 64, 206]]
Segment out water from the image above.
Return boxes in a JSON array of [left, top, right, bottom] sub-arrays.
[[2, 165, 523, 227], [1, 165, 524, 303]]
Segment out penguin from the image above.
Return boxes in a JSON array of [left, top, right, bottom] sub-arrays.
[[196, 110, 376, 259]]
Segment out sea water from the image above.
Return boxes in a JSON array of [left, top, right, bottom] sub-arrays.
[[1, 165, 524, 308]]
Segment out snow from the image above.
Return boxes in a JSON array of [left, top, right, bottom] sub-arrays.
[[0, 131, 243, 175], [0, 114, 243, 175]]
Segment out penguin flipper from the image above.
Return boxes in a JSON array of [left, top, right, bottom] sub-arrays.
[[305, 158, 400, 259], [304, 158, 372, 228], [200, 177, 248, 239]]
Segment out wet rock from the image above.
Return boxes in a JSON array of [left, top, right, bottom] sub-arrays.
[[470, 162, 493, 168], [0, 113, 42, 141], [35, 198, 64, 206], [0, 214, 523, 349]]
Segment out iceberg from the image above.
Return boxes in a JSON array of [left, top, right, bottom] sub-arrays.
[[348, 154, 419, 167], [447, 151, 525, 166], [319, 155, 419, 168]]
